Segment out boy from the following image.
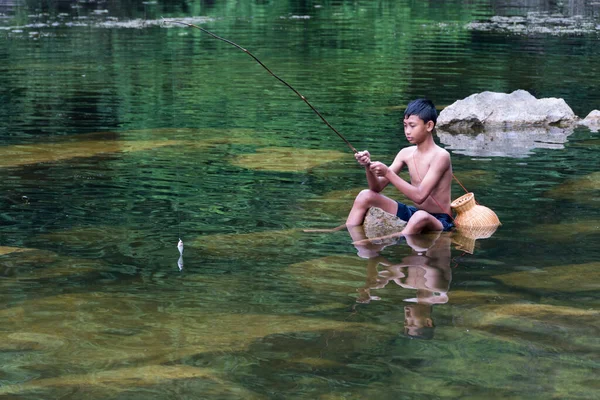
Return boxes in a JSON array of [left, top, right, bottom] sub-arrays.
[[346, 98, 454, 235]]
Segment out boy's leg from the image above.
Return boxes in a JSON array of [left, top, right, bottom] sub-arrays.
[[346, 189, 399, 226], [401, 210, 443, 235]]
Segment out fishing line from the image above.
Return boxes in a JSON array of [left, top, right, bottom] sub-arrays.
[[170, 39, 184, 269], [164, 19, 358, 154], [171, 45, 180, 238]]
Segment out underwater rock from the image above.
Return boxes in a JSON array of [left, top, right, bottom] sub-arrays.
[[287, 255, 368, 296], [472, 303, 600, 336], [0, 246, 34, 256], [579, 110, 600, 132], [2, 332, 65, 351], [437, 125, 574, 158], [448, 290, 522, 305], [116, 127, 278, 148], [437, 90, 577, 133], [37, 226, 150, 260], [189, 228, 301, 258], [289, 357, 344, 369], [546, 172, 600, 206], [0, 290, 389, 374], [526, 219, 600, 240], [457, 303, 600, 357], [0, 365, 224, 396], [363, 207, 407, 238], [231, 147, 346, 172], [493, 262, 600, 292], [0, 247, 101, 280], [0, 139, 179, 168]]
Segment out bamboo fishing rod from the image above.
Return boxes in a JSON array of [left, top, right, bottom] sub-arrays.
[[164, 20, 499, 225], [166, 19, 358, 154]]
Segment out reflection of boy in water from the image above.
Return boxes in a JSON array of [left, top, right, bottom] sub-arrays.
[[355, 232, 452, 339], [404, 303, 435, 340]]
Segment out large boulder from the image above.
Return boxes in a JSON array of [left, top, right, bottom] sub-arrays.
[[579, 110, 600, 132], [437, 90, 577, 133]]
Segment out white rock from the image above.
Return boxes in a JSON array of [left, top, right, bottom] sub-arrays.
[[579, 110, 600, 132], [437, 90, 577, 133]]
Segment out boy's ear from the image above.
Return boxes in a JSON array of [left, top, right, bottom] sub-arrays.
[[426, 120, 435, 132]]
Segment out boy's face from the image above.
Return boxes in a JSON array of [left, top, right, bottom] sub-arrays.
[[403, 115, 434, 144]]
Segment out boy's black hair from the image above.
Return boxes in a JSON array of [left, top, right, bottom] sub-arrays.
[[404, 98, 437, 126]]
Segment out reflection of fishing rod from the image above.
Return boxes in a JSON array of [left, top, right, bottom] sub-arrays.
[[166, 19, 358, 154]]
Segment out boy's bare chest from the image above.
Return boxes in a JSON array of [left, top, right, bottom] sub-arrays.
[[406, 154, 433, 184]]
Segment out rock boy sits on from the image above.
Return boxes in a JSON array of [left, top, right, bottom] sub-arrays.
[[347, 99, 454, 236]]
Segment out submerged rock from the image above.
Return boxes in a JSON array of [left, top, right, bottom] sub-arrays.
[[0, 365, 226, 396], [546, 171, 600, 206], [493, 262, 600, 292], [0, 291, 389, 375], [0, 246, 34, 256], [231, 147, 346, 172], [286, 254, 368, 296], [437, 90, 577, 133], [363, 207, 407, 238], [527, 219, 600, 240], [448, 290, 522, 305], [468, 303, 600, 353], [0, 139, 179, 168]]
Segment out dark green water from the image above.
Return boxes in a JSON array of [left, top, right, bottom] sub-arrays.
[[1, 1, 599, 399]]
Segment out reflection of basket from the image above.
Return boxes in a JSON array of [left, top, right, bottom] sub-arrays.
[[452, 224, 499, 254], [451, 193, 501, 228]]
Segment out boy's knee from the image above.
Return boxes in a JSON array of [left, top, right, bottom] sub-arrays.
[[405, 210, 442, 233], [356, 189, 378, 204], [411, 210, 430, 222]]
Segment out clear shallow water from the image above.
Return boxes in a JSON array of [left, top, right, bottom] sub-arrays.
[[1, 1, 599, 399]]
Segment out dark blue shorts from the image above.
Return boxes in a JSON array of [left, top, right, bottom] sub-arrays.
[[396, 201, 454, 232]]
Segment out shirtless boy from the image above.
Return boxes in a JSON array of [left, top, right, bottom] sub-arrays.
[[346, 98, 454, 235]]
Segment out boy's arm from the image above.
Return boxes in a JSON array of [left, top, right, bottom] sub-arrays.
[[374, 151, 450, 204], [363, 151, 405, 192]]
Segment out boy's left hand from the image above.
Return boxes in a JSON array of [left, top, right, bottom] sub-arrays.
[[369, 161, 388, 177]]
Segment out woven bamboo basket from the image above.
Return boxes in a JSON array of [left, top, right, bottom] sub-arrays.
[[451, 192, 501, 228]]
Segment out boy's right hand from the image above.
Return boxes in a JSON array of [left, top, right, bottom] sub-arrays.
[[355, 150, 371, 166]]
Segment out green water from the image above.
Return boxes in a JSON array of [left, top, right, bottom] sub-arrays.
[[1, 1, 599, 399]]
